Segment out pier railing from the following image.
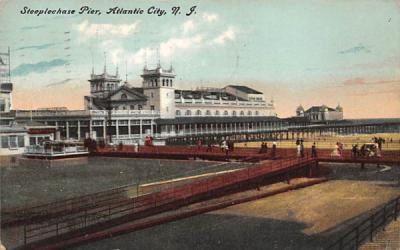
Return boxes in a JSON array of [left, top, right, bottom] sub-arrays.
[[327, 196, 400, 250], [21, 156, 313, 247]]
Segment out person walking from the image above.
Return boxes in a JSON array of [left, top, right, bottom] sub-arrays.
[[206, 141, 213, 152], [272, 141, 277, 158], [311, 142, 317, 158], [297, 143, 301, 157], [300, 141, 305, 158]]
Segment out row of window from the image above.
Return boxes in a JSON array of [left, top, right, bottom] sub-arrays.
[[148, 78, 173, 87], [29, 136, 51, 146], [1, 135, 25, 149], [91, 83, 119, 91], [176, 110, 260, 116], [115, 105, 143, 110]]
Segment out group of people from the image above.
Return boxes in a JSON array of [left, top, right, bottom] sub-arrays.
[[199, 139, 234, 155], [219, 140, 235, 154], [295, 139, 318, 158], [372, 137, 385, 150], [258, 141, 277, 157], [331, 142, 344, 157], [351, 143, 381, 158]]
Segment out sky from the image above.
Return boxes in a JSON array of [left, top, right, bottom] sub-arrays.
[[0, 0, 399, 118]]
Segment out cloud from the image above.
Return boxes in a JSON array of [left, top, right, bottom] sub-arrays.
[[182, 20, 195, 33], [347, 88, 400, 96], [16, 43, 57, 51], [213, 26, 236, 45], [338, 44, 371, 54], [202, 13, 218, 22], [46, 78, 73, 87], [342, 77, 400, 86], [21, 25, 45, 30], [127, 48, 149, 65], [160, 35, 204, 57], [12, 59, 68, 76], [77, 20, 140, 37]]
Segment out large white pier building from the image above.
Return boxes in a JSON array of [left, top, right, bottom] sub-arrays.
[[8, 63, 281, 144]]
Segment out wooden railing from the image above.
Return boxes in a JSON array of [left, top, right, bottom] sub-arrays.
[[327, 196, 400, 250], [20, 157, 313, 246]]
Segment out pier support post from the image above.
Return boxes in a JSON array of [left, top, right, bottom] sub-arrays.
[[77, 120, 81, 140]]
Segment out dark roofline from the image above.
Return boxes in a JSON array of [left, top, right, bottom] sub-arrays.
[[305, 106, 336, 113], [106, 85, 147, 100], [155, 116, 280, 125], [225, 85, 263, 94]]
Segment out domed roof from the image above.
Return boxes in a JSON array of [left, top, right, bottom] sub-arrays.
[[296, 105, 304, 112], [336, 104, 343, 112]]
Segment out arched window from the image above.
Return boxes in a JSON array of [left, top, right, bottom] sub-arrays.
[[255, 111, 259, 116], [176, 110, 181, 116], [185, 110, 192, 116], [196, 110, 202, 116], [240, 111, 245, 116], [215, 110, 220, 116], [162, 79, 165, 86], [121, 93, 127, 100], [247, 111, 252, 116], [206, 110, 211, 116], [130, 105, 135, 110], [223, 110, 228, 116], [232, 111, 237, 116]]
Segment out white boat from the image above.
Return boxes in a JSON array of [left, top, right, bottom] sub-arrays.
[[23, 141, 89, 159]]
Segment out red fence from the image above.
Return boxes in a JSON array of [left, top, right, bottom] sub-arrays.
[[2, 183, 138, 227], [22, 156, 314, 247]]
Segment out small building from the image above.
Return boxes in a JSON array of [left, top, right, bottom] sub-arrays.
[[0, 121, 56, 156], [0, 123, 28, 155], [24, 121, 56, 145], [296, 104, 343, 122]]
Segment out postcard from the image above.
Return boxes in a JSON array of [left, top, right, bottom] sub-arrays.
[[0, 1, 399, 250]]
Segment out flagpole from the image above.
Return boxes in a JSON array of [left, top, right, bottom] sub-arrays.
[[8, 47, 10, 83]]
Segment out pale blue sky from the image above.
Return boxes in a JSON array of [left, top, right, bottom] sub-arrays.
[[0, 0, 399, 117]]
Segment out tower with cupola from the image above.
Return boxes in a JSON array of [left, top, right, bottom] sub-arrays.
[[88, 64, 122, 99], [141, 63, 176, 119]]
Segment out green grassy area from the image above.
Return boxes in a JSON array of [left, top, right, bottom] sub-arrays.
[[0, 157, 246, 210]]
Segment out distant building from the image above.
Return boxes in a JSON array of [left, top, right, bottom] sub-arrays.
[[0, 121, 56, 155], [296, 104, 343, 122], [0, 48, 13, 113]]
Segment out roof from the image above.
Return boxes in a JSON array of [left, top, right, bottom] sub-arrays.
[[226, 85, 263, 94], [131, 87, 144, 94], [107, 85, 147, 100], [0, 123, 27, 133], [19, 120, 57, 129], [87, 85, 147, 109], [305, 106, 336, 113], [156, 116, 280, 125]]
